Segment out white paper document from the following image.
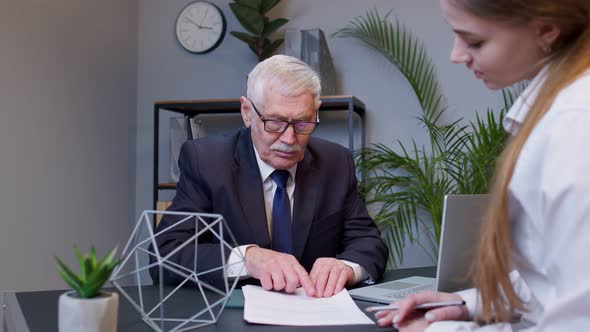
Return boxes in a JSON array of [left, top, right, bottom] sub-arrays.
[[242, 285, 374, 326]]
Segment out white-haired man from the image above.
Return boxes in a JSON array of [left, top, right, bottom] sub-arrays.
[[153, 55, 387, 297]]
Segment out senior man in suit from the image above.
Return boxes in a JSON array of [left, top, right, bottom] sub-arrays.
[[152, 55, 387, 298]]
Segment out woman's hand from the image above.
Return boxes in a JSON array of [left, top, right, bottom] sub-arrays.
[[375, 291, 468, 328], [393, 312, 430, 332]]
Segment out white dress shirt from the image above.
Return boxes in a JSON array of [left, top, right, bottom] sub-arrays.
[[426, 69, 590, 331], [227, 144, 369, 284]]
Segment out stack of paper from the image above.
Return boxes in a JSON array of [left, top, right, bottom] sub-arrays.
[[242, 285, 374, 326]]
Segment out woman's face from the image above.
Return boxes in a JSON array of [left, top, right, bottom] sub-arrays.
[[440, 0, 548, 90]]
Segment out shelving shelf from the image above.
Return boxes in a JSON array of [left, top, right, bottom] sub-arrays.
[[153, 95, 366, 210]]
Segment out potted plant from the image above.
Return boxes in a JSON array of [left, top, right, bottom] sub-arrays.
[[334, 9, 521, 267], [55, 246, 120, 332], [228, 0, 288, 61]]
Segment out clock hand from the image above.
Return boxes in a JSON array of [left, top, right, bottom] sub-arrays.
[[195, 18, 213, 30], [184, 16, 206, 29]]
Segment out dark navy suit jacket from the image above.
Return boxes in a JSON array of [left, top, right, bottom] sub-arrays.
[[151, 127, 387, 286]]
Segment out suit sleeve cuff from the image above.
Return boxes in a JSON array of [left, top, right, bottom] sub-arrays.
[[227, 244, 257, 279], [340, 259, 370, 285]]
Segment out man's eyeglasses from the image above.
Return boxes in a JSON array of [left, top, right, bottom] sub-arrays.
[[249, 99, 319, 135]]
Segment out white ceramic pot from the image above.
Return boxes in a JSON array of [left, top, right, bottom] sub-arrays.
[[58, 291, 118, 332]]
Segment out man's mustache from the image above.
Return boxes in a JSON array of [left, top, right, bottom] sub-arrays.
[[270, 142, 301, 153]]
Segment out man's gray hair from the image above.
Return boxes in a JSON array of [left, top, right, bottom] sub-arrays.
[[247, 55, 321, 107]]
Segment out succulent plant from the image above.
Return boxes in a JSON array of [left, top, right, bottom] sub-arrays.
[[229, 0, 288, 61], [55, 246, 120, 298]]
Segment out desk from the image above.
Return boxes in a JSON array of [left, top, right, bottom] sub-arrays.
[[3, 267, 435, 332]]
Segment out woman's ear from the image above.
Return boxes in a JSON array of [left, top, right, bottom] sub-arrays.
[[532, 20, 560, 53]]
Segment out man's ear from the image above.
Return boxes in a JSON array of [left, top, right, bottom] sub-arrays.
[[315, 100, 322, 120], [532, 20, 560, 52], [240, 96, 251, 128]]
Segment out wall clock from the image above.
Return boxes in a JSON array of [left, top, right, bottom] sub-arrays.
[[175, 1, 227, 54]]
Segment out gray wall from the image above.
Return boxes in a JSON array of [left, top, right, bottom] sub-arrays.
[[0, 0, 510, 325], [0, 0, 138, 311], [136, 0, 505, 268]]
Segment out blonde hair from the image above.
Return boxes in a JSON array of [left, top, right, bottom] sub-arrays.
[[247, 55, 321, 107], [451, 0, 590, 323]]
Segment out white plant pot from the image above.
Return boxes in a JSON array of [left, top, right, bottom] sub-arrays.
[[58, 290, 118, 332]]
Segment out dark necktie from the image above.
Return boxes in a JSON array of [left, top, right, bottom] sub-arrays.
[[271, 170, 292, 254]]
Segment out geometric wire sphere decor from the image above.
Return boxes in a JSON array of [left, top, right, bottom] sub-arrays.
[[110, 210, 244, 331]]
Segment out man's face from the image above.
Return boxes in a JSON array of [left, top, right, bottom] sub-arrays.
[[240, 88, 319, 170]]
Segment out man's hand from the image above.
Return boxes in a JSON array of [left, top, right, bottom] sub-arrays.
[[245, 247, 315, 297], [309, 258, 355, 298]]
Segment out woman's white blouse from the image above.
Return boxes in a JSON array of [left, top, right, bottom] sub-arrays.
[[426, 69, 590, 331]]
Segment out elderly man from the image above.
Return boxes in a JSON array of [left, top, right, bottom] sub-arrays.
[[152, 55, 387, 297]]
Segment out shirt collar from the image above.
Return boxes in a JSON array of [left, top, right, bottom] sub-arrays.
[[503, 66, 548, 136], [252, 144, 297, 182]]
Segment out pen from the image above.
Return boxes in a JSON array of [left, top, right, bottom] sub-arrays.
[[365, 300, 466, 312]]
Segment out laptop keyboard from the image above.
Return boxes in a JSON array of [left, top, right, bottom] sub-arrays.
[[382, 284, 435, 299]]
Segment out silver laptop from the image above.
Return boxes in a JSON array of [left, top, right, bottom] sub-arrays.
[[349, 194, 489, 303]]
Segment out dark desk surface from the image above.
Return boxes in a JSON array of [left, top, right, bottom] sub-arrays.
[[4, 267, 436, 332]]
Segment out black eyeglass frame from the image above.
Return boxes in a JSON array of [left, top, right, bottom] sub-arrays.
[[248, 99, 320, 135]]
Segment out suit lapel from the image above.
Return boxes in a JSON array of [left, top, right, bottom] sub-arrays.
[[232, 129, 271, 247], [292, 150, 318, 260]]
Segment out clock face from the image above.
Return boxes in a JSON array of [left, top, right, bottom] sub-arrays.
[[175, 1, 226, 54]]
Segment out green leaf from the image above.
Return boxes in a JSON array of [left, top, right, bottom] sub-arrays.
[[97, 246, 119, 268], [55, 245, 120, 298], [230, 31, 258, 48], [83, 266, 113, 298], [73, 246, 86, 282], [260, 0, 280, 14], [261, 38, 283, 59], [235, 0, 262, 11], [229, 3, 264, 34], [263, 18, 288, 36], [55, 257, 83, 292], [249, 46, 259, 58], [89, 246, 97, 270]]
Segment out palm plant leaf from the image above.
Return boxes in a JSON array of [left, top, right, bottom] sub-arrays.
[[337, 9, 515, 267], [333, 8, 445, 126]]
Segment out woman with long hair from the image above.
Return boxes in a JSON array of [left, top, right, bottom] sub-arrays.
[[375, 0, 590, 331]]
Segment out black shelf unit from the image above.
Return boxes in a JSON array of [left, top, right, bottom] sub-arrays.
[[153, 95, 366, 210]]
